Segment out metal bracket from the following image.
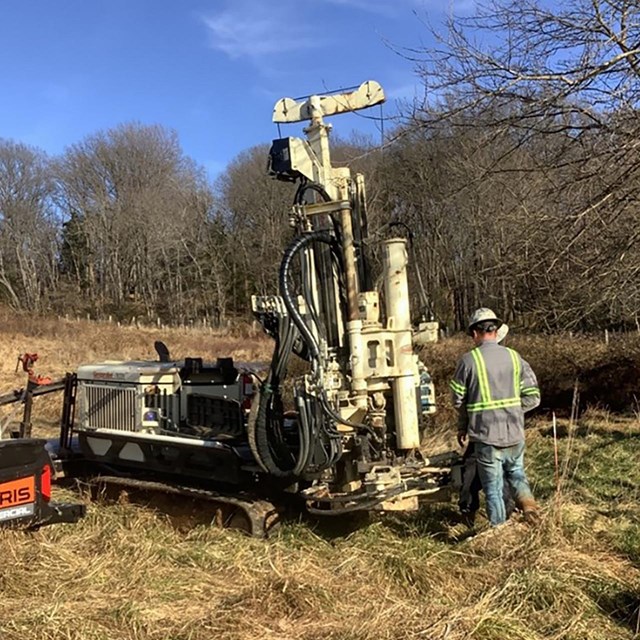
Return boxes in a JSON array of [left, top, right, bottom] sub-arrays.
[[273, 81, 385, 124]]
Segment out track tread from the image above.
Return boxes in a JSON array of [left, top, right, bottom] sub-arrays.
[[90, 475, 280, 537]]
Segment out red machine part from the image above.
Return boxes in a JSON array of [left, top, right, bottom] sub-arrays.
[[40, 464, 51, 502], [16, 353, 53, 386]]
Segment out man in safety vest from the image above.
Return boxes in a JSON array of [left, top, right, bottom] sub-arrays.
[[450, 308, 540, 526], [458, 322, 514, 524]]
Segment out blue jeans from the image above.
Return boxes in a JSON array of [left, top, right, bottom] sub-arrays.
[[475, 441, 534, 526], [459, 442, 515, 518]]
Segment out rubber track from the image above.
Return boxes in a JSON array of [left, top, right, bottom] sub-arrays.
[[90, 475, 281, 538]]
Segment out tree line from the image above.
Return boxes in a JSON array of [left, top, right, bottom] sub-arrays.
[[1, 0, 638, 332]]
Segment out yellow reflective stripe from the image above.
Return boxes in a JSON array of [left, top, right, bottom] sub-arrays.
[[507, 348, 520, 397], [450, 380, 466, 395], [471, 348, 491, 402], [467, 397, 521, 409], [521, 387, 540, 396], [467, 397, 522, 413]]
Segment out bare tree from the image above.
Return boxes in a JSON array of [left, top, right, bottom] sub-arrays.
[[215, 145, 294, 314], [54, 123, 222, 322], [402, 0, 640, 329], [0, 140, 58, 312]]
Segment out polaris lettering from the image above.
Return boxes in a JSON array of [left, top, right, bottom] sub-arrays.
[[0, 476, 35, 507]]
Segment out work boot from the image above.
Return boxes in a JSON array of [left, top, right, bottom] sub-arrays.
[[459, 509, 476, 528], [518, 497, 541, 525]]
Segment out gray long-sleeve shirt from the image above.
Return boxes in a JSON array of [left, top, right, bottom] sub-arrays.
[[450, 340, 540, 447]]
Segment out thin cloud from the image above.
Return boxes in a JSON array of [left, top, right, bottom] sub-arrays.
[[320, 0, 425, 15], [321, 0, 401, 14], [322, 0, 477, 16], [201, 1, 324, 60]]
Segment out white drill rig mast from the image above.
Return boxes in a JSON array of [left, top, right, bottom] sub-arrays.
[[254, 81, 446, 511], [271, 81, 426, 450]]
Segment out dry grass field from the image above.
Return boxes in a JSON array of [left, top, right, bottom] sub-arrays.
[[0, 308, 638, 639]]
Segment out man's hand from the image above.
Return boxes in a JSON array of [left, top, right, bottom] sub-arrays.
[[457, 430, 467, 448]]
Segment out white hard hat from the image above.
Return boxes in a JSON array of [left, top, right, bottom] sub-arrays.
[[467, 307, 502, 335]]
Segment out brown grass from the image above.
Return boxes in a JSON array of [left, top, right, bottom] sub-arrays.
[[0, 309, 638, 639], [0, 486, 637, 640]]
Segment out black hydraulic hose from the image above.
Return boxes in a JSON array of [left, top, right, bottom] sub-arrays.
[[318, 392, 356, 433], [294, 180, 331, 205], [281, 231, 362, 471], [250, 312, 302, 477], [318, 390, 381, 450], [252, 378, 294, 477], [387, 219, 413, 241], [294, 395, 313, 476], [280, 231, 381, 445], [251, 232, 339, 478], [275, 229, 384, 475], [279, 230, 338, 361]]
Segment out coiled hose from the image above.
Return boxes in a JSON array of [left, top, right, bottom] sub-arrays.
[[249, 231, 338, 477]]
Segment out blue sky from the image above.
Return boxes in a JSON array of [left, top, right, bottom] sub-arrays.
[[0, 0, 474, 178]]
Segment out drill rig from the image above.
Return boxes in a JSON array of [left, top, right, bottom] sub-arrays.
[[0, 81, 458, 534], [250, 80, 454, 514]]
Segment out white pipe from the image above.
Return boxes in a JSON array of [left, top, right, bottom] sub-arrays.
[[383, 239, 420, 450]]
